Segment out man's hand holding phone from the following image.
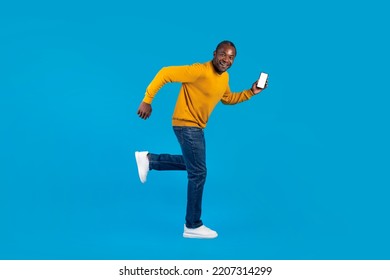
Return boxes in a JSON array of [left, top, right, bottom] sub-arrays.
[[251, 72, 269, 95]]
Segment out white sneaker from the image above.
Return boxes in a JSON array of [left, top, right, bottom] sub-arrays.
[[183, 225, 218, 239], [135, 151, 149, 183]]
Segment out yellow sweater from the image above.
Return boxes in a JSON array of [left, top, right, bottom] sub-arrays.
[[143, 61, 255, 128]]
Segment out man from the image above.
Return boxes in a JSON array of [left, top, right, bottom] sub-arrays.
[[135, 40, 268, 239]]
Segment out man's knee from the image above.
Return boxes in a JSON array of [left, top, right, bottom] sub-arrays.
[[188, 167, 207, 181]]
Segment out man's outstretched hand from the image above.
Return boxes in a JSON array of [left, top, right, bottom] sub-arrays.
[[251, 79, 269, 95], [137, 101, 152, 120]]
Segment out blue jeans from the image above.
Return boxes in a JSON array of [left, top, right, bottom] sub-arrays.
[[148, 126, 206, 229]]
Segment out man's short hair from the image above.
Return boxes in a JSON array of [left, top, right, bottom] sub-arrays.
[[215, 40, 237, 55]]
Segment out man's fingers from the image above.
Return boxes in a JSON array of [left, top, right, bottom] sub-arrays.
[[137, 102, 152, 120], [138, 110, 150, 120]]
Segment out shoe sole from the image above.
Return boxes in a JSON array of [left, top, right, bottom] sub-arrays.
[[183, 233, 218, 239], [135, 152, 146, 183]]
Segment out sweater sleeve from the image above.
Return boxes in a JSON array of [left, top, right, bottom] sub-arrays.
[[143, 63, 203, 104], [220, 84, 255, 105]]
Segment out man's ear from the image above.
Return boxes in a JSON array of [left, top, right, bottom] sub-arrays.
[[213, 51, 216, 57]]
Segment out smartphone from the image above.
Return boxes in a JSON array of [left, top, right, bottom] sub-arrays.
[[257, 72, 268, 89]]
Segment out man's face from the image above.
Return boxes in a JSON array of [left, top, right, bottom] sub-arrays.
[[212, 44, 236, 74]]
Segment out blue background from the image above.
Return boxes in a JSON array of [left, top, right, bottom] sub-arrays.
[[1, 0, 389, 259]]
